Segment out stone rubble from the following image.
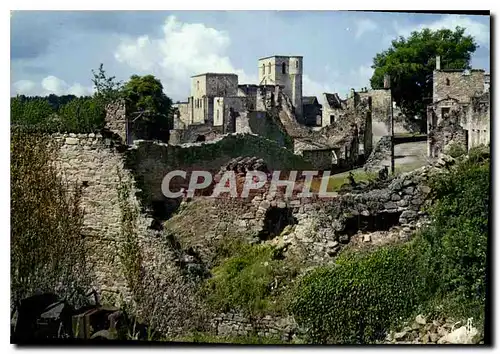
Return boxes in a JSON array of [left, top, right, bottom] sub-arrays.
[[383, 315, 482, 345]]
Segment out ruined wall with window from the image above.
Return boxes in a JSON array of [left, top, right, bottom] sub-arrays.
[[465, 92, 490, 150], [428, 65, 490, 157], [433, 69, 486, 103], [189, 74, 239, 125], [213, 96, 245, 133]]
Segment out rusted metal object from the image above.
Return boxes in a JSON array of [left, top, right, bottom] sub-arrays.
[[11, 289, 125, 342]]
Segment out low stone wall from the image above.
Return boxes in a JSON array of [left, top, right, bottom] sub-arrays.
[[211, 313, 299, 341], [125, 133, 312, 211]]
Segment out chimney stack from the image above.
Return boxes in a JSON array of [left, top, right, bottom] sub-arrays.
[[436, 56, 441, 70]]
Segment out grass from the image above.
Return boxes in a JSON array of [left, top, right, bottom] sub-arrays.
[[310, 161, 427, 194], [310, 169, 376, 193], [170, 332, 288, 344]]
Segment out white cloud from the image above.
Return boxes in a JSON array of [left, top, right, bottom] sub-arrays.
[[112, 15, 374, 107], [12, 76, 92, 96], [114, 15, 258, 100], [395, 15, 490, 47], [12, 80, 37, 96], [355, 19, 379, 39], [41, 76, 69, 95]]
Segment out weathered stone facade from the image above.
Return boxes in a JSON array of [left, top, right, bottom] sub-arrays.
[[189, 73, 239, 125], [105, 100, 129, 143], [427, 58, 490, 157]]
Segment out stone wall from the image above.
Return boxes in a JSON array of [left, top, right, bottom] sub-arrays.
[[465, 92, 490, 150], [48, 131, 316, 338], [51, 133, 180, 313], [433, 70, 486, 103], [105, 100, 128, 144], [364, 135, 392, 172], [168, 124, 222, 145], [212, 313, 298, 341], [359, 89, 391, 135], [173, 102, 190, 128], [126, 133, 312, 210]]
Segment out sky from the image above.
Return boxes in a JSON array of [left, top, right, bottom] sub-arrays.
[[10, 11, 490, 105]]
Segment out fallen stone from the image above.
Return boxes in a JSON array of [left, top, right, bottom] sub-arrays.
[[327, 241, 339, 248], [363, 234, 371, 242], [259, 200, 271, 210], [394, 331, 407, 340], [437, 325, 480, 344], [415, 314, 427, 325], [429, 333, 439, 343], [65, 137, 79, 145]]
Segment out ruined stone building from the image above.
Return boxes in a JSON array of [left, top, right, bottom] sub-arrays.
[[101, 54, 388, 171], [427, 56, 490, 157]]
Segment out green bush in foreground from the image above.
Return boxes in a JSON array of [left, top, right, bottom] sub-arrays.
[[291, 243, 427, 344], [418, 145, 489, 325], [291, 146, 489, 343]]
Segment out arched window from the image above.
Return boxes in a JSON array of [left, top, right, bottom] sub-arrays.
[[268, 63, 271, 74], [282, 62, 286, 74], [446, 78, 450, 86], [197, 80, 200, 90], [262, 64, 265, 75]]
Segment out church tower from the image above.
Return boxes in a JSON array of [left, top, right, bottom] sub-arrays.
[[258, 55, 303, 120]]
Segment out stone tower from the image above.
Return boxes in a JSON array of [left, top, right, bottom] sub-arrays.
[[258, 55, 303, 120]]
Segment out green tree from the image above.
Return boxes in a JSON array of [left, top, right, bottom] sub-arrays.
[[370, 26, 477, 131], [92, 63, 124, 103], [123, 74, 173, 142], [10, 96, 55, 126]]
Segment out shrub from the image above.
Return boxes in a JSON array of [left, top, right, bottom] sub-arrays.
[[202, 239, 298, 316], [291, 243, 427, 344], [10, 130, 91, 305], [446, 142, 467, 158], [417, 148, 489, 322]]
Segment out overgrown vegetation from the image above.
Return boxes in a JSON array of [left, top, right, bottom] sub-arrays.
[[11, 129, 91, 305], [116, 170, 144, 302], [291, 145, 489, 343], [291, 243, 426, 344], [201, 237, 299, 317], [416, 145, 489, 326], [445, 142, 467, 158], [173, 331, 287, 344], [123, 74, 173, 142]]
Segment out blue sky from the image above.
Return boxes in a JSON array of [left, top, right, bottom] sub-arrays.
[[10, 11, 490, 104]]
